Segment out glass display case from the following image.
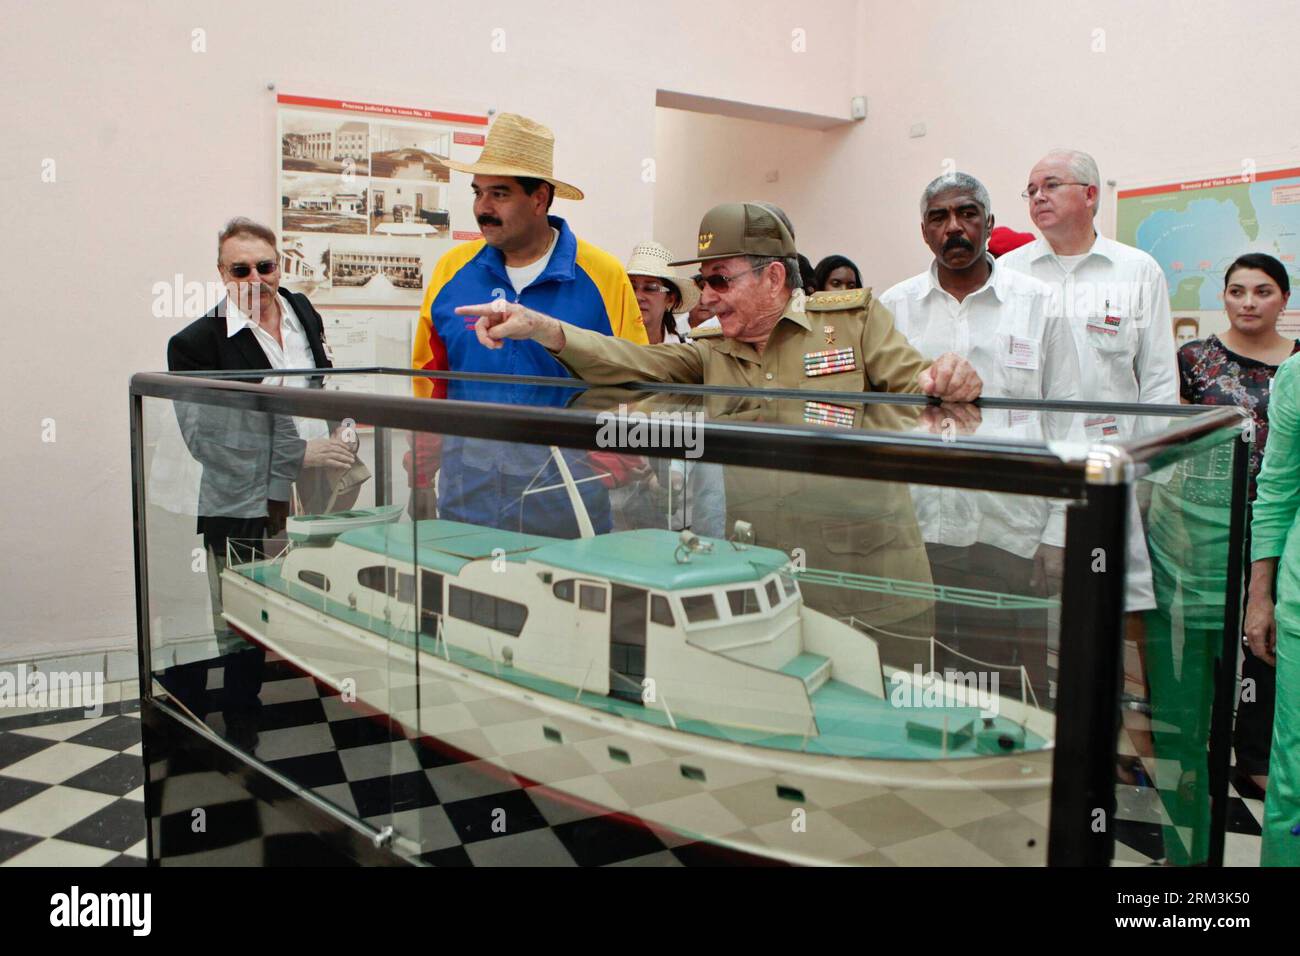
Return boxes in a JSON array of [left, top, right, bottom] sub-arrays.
[[129, 367, 1247, 866]]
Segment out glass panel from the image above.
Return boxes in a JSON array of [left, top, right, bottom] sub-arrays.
[[681, 594, 719, 623], [138, 391, 406, 850], [1123, 429, 1240, 866], [650, 594, 675, 627], [137, 369, 1242, 865], [727, 587, 762, 616], [579, 584, 606, 612]]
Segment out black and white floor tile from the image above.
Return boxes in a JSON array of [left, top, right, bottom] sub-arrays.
[[0, 656, 1267, 867]]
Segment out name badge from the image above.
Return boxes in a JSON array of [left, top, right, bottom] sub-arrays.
[[804, 347, 857, 377], [1086, 312, 1123, 336], [1006, 336, 1039, 370], [804, 401, 856, 428], [1085, 414, 1119, 437]]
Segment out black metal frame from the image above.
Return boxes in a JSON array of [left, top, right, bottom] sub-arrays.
[[1208, 433, 1252, 864], [129, 369, 1245, 867], [1049, 475, 1130, 865]]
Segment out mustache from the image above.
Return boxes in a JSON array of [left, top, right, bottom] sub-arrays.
[[943, 237, 975, 253], [476, 215, 503, 228]]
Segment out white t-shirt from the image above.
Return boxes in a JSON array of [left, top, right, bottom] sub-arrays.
[[505, 228, 559, 294]]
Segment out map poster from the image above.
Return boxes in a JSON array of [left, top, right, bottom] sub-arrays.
[[1116, 167, 1300, 326], [276, 93, 489, 307]]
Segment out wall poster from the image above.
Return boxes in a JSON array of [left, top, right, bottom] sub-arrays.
[[276, 93, 489, 309]]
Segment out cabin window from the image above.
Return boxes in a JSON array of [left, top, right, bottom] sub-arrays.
[[650, 595, 674, 627], [727, 587, 762, 616], [449, 584, 472, 620], [681, 594, 719, 624], [298, 570, 330, 592], [357, 567, 414, 603], [578, 584, 606, 613], [448, 584, 528, 637], [358, 566, 397, 596], [496, 599, 527, 636], [780, 569, 799, 598], [553, 579, 574, 602], [765, 579, 781, 608]]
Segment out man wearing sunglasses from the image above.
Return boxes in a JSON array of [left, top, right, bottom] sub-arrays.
[[167, 218, 355, 645], [461, 201, 982, 400], [458, 201, 985, 668]]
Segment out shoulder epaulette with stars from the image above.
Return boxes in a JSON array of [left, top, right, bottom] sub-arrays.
[[805, 287, 872, 312]]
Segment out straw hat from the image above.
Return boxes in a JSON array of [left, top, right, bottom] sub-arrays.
[[443, 112, 583, 201], [625, 241, 700, 313]]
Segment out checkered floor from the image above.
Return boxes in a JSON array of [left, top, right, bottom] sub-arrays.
[[0, 694, 145, 866], [0, 653, 1267, 866]]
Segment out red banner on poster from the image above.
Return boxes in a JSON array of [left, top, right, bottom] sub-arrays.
[[1117, 166, 1300, 200], [277, 93, 488, 126], [454, 132, 486, 146]]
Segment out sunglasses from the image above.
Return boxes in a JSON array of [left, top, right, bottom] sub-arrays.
[[227, 259, 277, 278], [692, 263, 765, 292]]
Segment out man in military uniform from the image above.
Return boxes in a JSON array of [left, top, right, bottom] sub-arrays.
[[455, 202, 983, 669]]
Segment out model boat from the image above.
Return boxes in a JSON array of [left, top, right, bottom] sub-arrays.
[[222, 499, 1055, 866]]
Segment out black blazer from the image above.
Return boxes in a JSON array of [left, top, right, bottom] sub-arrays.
[[167, 287, 332, 375], [166, 288, 334, 520]]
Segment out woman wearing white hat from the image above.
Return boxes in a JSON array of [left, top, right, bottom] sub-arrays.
[[624, 241, 700, 344]]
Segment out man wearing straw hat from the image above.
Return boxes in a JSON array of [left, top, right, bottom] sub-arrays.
[[407, 113, 645, 535]]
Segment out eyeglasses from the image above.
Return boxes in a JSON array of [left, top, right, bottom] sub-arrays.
[[630, 280, 670, 294], [1021, 181, 1089, 200], [692, 264, 766, 291], [226, 259, 278, 278]]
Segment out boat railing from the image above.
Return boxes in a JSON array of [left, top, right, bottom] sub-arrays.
[[847, 616, 1040, 722]]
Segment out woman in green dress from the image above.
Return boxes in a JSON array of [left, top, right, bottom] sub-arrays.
[[1249, 344, 1300, 865]]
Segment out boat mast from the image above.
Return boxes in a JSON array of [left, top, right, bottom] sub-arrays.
[[548, 446, 595, 538]]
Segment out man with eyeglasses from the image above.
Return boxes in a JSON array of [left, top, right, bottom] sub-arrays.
[[460, 201, 981, 399], [455, 201, 985, 667], [167, 217, 355, 641], [1001, 150, 1178, 752]]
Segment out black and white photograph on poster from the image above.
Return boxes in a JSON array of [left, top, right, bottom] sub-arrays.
[[281, 172, 369, 235], [325, 235, 438, 305], [370, 123, 453, 181], [369, 180, 450, 238], [278, 233, 333, 298], [281, 111, 370, 175]]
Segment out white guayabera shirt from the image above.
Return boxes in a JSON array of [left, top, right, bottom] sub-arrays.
[[225, 295, 330, 441], [998, 235, 1180, 424], [1000, 234, 1177, 611], [880, 256, 1081, 559]]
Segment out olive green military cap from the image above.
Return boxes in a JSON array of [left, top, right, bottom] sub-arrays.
[[668, 202, 797, 266]]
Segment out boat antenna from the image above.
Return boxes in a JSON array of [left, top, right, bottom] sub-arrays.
[[548, 446, 595, 538]]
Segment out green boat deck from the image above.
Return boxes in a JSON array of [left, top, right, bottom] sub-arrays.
[[236, 560, 1049, 760]]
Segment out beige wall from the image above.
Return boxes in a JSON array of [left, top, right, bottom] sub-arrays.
[[656, 0, 1300, 300], [0, 0, 856, 659], [4, 0, 1297, 659]]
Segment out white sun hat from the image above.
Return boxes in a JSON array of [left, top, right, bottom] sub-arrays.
[[624, 241, 700, 313]]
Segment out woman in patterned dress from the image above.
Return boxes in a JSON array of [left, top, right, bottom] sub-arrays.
[[1180, 253, 1298, 804]]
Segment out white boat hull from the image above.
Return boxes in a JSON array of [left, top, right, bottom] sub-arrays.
[[222, 570, 1053, 866]]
